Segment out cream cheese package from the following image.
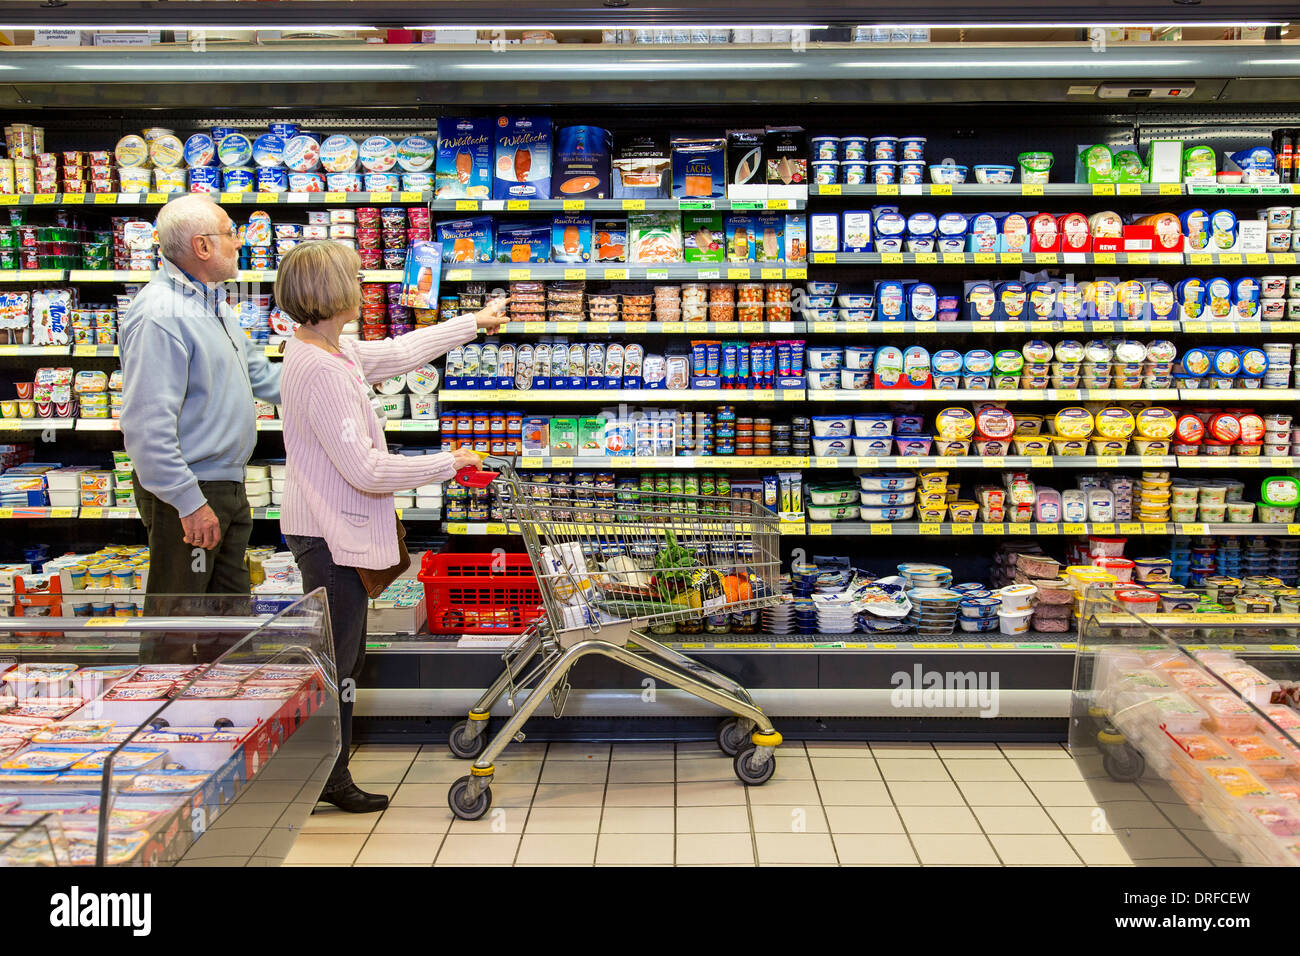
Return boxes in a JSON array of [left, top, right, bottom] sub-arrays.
[[396, 136, 435, 173], [359, 136, 398, 173], [320, 134, 359, 173]]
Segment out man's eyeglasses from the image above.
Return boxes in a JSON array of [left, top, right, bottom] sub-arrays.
[[199, 225, 238, 239]]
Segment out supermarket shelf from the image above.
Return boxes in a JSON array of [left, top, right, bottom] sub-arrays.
[[1186, 185, 1300, 197], [74, 419, 120, 431], [516, 455, 814, 469], [0, 344, 70, 355], [77, 507, 140, 520], [501, 320, 804, 335], [1185, 252, 1299, 267], [0, 418, 76, 431], [249, 506, 443, 522], [1177, 456, 1296, 468], [812, 251, 1185, 267], [0, 192, 806, 211], [810, 184, 1187, 198], [432, 198, 804, 212], [369, 634, 1076, 653], [255, 418, 439, 433], [0, 506, 78, 519], [807, 455, 1177, 470], [67, 269, 152, 283], [805, 521, 1298, 536], [812, 388, 1180, 403], [438, 389, 806, 403], [1183, 321, 1300, 334], [254, 420, 282, 432], [442, 519, 807, 536], [1182, 388, 1300, 401], [0, 269, 67, 283], [805, 319, 1179, 334], [444, 263, 807, 281]]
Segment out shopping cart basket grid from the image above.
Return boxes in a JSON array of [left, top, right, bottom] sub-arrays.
[[446, 457, 784, 819]]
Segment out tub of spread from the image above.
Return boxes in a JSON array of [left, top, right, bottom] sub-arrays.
[[929, 163, 967, 184], [853, 437, 893, 456], [974, 164, 1015, 185]]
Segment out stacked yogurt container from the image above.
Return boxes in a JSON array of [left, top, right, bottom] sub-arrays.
[[809, 134, 927, 187]]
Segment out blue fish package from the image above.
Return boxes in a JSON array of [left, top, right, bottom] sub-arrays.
[[495, 220, 551, 263], [494, 115, 552, 201], [436, 217, 494, 264], [435, 116, 493, 199], [671, 136, 726, 199], [553, 125, 610, 199], [400, 241, 443, 309], [551, 214, 593, 263]]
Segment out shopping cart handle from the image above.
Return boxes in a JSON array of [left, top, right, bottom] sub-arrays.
[[455, 466, 499, 488]]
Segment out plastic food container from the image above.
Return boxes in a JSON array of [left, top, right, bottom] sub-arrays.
[[853, 437, 893, 457], [998, 609, 1033, 635], [858, 505, 915, 522], [1133, 558, 1173, 583], [860, 489, 917, 507], [974, 165, 1015, 185], [895, 436, 933, 456], [1258, 503, 1298, 523], [999, 584, 1037, 613], [1017, 151, 1053, 185], [808, 504, 860, 522], [853, 413, 894, 437], [929, 164, 968, 184], [812, 437, 852, 457], [812, 415, 852, 437], [859, 472, 917, 492]]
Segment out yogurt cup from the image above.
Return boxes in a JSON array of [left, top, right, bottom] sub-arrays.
[[870, 136, 898, 161], [812, 161, 839, 185], [869, 161, 897, 185], [898, 137, 927, 161], [840, 137, 869, 162], [842, 163, 868, 185], [810, 136, 840, 161], [998, 609, 1033, 635], [929, 163, 968, 184]]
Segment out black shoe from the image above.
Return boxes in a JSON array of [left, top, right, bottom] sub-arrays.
[[320, 782, 389, 814]]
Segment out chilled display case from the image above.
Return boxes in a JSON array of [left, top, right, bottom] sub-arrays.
[[1072, 590, 1300, 866], [0, 590, 339, 866]]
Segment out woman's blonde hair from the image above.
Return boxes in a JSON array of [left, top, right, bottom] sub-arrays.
[[274, 240, 362, 325]]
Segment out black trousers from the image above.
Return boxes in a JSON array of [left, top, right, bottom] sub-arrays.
[[285, 534, 369, 793], [134, 476, 254, 664]]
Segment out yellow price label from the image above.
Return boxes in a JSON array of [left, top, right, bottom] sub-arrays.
[[552, 457, 573, 467], [812, 252, 836, 264], [563, 269, 587, 280], [915, 324, 936, 334], [1002, 252, 1024, 264], [1117, 183, 1141, 196], [952, 523, 974, 535], [1184, 321, 1207, 334], [811, 322, 835, 334], [919, 524, 940, 535], [1094, 252, 1116, 265], [32, 193, 56, 205], [981, 523, 1005, 535], [814, 457, 840, 469], [943, 253, 966, 264], [973, 252, 996, 264], [369, 192, 393, 202], [931, 184, 953, 196], [562, 199, 584, 211], [455, 200, 478, 211], [63, 193, 84, 203], [1064, 523, 1087, 535], [1030, 456, 1053, 468], [1037, 523, 1059, 534], [727, 268, 751, 279], [1092, 523, 1116, 534], [915, 253, 938, 264], [881, 253, 904, 264], [1021, 184, 1044, 196], [507, 269, 531, 280], [85, 618, 127, 628], [506, 200, 530, 211], [1119, 522, 1143, 535], [1190, 253, 1212, 265], [982, 456, 1005, 467], [1092, 184, 1116, 196], [857, 456, 880, 467], [324, 192, 346, 203], [740, 321, 764, 332], [1092, 321, 1115, 332], [0, 508, 12, 519], [94, 193, 117, 204], [604, 268, 629, 280], [786, 267, 808, 279], [1008, 522, 1032, 534], [1159, 183, 1182, 195], [1275, 252, 1298, 264], [587, 321, 611, 333], [73, 344, 97, 357], [80, 507, 102, 519], [1247, 253, 1270, 265], [399, 191, 423, 202], [47, 507, 75, 518], [1146, 523, 1169, 535], [520, 457, 543, 468], [1036, 253, 1059, 264], [1270, 456, 1294, 467], [810, 523, 832, 535], [485, 523, 507, 535], [1220, 253, 1243, 265], [1127, 253, 1150, 265], [780, 391, 803, 401], [555, 321, 581, 333], [520, 321, 546, 332], [767, 199, 789, 210], [760, 267, 784, 279], [877, 184, 899, 195], [1211, 321, 1234, 333], [819, 184, 842, 196], [660, 321, 686, 332], [445, 269, 471, 281], [260, 192, 279, 204], [219, 191, 243, 203], [870, 524, 892, 535], [621, 199, 645, 211], [446, 523, 467, 535]]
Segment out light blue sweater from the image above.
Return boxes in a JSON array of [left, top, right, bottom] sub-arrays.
[[120, 257, 282, 518]]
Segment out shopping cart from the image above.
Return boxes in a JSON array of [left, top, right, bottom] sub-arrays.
[[445, 457, 785, 820]]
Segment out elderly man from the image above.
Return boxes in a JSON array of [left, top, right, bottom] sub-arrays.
[[120, 194, 281, 618]]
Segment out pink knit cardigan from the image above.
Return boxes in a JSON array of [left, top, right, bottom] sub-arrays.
[[279, 314, 477, 569]]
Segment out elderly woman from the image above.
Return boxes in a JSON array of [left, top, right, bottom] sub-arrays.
[[276, 240, 506, 813]]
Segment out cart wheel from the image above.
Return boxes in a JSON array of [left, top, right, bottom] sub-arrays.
[[447, 720, 487, 760], [716, 717, 750, 757], [733, 746, 777, 786], [1103, 746, 1146, 783], [448, 776, 493, 820]]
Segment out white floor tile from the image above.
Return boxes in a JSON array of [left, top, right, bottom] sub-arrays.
[[870, 742, 937, 758], [539, 761, 609, 785], [515, 833, 597, 865], [352, 744, 420, 760], [974, 805, 1059, 835], [676, 832, 754, 865], [449, 809, 526, 835], [944, 760, 1019, 782], [1046, 805, 1113, 836], [349, 761, 413, 785], [523, 807, 603, 834], [609, 742, 676, 760], [824, 805, 905, 834], [354, 832, 442, 866], [676, 740, 726, 758], [530, 784, 606, 808], [389, 783, 454, 808], [676, 805, 750, 833], [876, 758, 952, 782], [934, 743, 1008, 760], [1010, 759, 1086, 782], [1102, 800, 1179, 830], [833, 833, 919, 865], [283, 832, 368, 866], [674, 781, 747, 807], [957, 781, 1039, 807], [989, 834, 1082, 865], [804, 741, 876, 758], [372, 808, 452, 835], [910, 833, 1000, 865], [607, 761, 675, 784], [434, 833, 521, 866], [599, 807, 675, 833], [818, 780, 894, 806], [545, 742, 612, 761], [755, 832, 838, 865], [746, 778, 822, 806], [750, 804, 829, 833], [1028, 780, 1102, 806], [303, 807, 381, 834], [998, 743, 1072, 760], [604, 783, 678, 807], [810, 757, 882, 781], [1115, 828, 1202, 860], [898, 805, 982, 834], [595, 833, 674, 865], [1068, 834, 1136, 866], [675, 757, 736, 783], [402, 761, 474, 784], [887, 781, 966, 806]]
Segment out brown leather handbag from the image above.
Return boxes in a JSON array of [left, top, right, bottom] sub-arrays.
[[355, 515, 410, 599]]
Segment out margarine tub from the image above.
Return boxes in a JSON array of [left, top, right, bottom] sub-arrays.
[[1135, 407, 1177, 439], [1054, 407, 1094, 439], [935, 407, 975, 440]]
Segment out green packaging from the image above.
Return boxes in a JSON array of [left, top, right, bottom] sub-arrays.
[[682, 213, 725, 262], [1077, 144, 1115, 184], [577, 416, 605, 453], [549, 417, 577, 454], [1183, 145, 1216, 180], [1114, 149, 1148, 183]]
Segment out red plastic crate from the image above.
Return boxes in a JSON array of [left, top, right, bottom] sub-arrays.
[[417, 551, 544, 634]]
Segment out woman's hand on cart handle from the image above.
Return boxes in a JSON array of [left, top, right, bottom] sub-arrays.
[[474, 297, 510, 332], [451, 447, 484, 471]]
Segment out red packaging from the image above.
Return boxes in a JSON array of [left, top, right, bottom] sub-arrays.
[[35, 402, 53, 418], [1208, 413, 1241, 443], [361, 323, 389, 341], [1028, 213, 1059, 252], [356, 227, 382, 248], [359, 249, 383, 269], [360, 283, 386, 305], [1238, 412, 1265, 444], [91, 179, 115, 193], [1121, 224, 1155, 252], [1175, 414, 1205, 444], [360, 304, 387, 322], [54, 401, 75, 417], [1058, 213, 1090, 253], [19, 250, 38, 270], [17, 226, 37, 248], [355, 207, 381, 227], [407, 207, 430, 226]]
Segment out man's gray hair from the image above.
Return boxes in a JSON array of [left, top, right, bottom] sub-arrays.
[[156, 193, 226, 264]]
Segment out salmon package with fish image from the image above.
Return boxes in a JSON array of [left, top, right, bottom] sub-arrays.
[[727, 129, 767, 200], [726, 214, 757, 262], [553, 125, 611, 199], [754, 212, 784, 261], [551, 214, 592, 263], [436, 216, 494, 264], [671, 135, 726, 199], [683, 212, 725, 262], [494, 220, 551, 263], [629, 212, 683, 264], [435, 117, 493, 199], [612, 132, 669, 199], [593, 219, 627, 262], [399, 241, 443, 309], [494, 115, 552, 200]]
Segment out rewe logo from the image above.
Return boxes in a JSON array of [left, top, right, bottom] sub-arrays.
[[890, 665, 1000, 718], [50, 886, 152, 937]]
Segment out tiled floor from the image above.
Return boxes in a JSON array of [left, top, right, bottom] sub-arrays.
[[283, 739, 1152, 866]]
